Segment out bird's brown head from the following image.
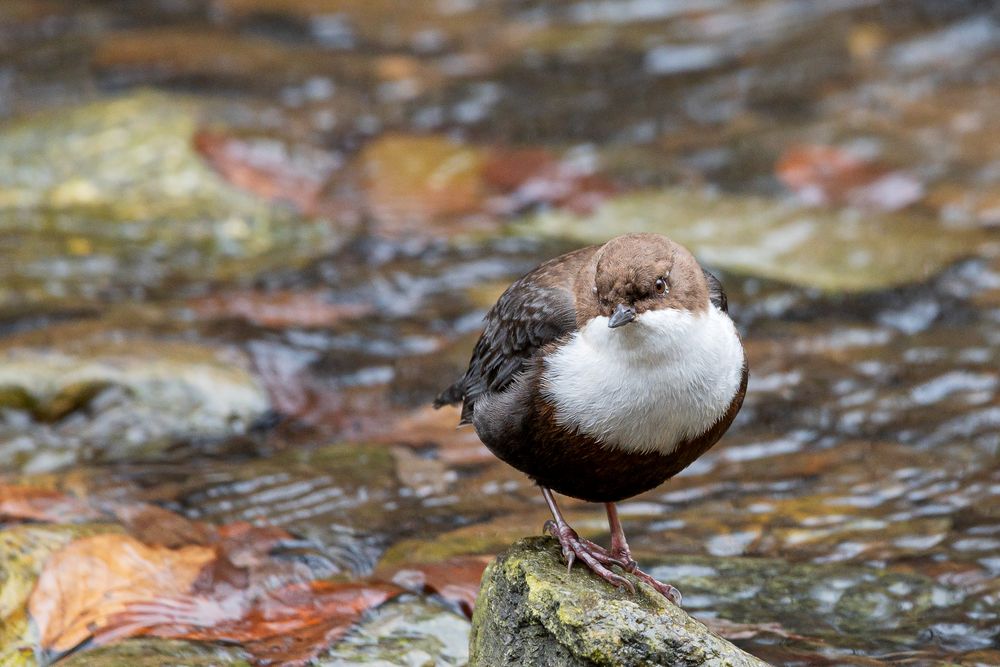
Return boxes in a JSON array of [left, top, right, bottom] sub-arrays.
[[585, 233, 709, 328]]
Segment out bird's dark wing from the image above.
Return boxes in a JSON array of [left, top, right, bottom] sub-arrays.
[[435, 265, 581, 424], [702, 268, 728, 313]]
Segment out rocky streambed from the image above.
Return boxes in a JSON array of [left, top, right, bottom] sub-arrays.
[[1, 1, 999, 665]]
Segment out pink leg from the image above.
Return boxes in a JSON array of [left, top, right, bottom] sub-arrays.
[[541, 487, 635, 593], [605, 502, 682, 605]]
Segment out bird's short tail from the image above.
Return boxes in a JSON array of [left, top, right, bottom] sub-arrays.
[[433, 380, 464, 409]]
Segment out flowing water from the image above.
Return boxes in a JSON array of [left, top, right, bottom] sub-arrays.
[[1, 1, 998, 664]]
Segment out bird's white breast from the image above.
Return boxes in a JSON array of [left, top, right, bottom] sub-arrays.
[[542, 305, 744, 455]]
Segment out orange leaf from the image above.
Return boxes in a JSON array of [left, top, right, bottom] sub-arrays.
[[0, 484, 103, 523], [29, 534, 215, 652]]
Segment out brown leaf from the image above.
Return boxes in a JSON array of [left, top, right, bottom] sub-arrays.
[[0, 484, 103, 524], [383, 555, 492, 618], [29, 534, 215, 653], [96, 580, 401, 666], [481, 147, 556, 191], [188, 289, 373, 329], [112, 503, 214, 549]]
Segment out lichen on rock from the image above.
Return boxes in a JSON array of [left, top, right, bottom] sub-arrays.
[[470, 537, 769, 667]]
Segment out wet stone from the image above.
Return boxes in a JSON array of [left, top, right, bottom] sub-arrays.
[[470, 537, 769, 667], [317, 596, 470, 667], [0, 91, 344, 310], [169, 443, 399, 576], [0, 325, 270, 473], [516, 189, 996, 292]]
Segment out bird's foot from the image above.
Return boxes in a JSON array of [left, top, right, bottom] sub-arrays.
[[626, 567, 682, 605], [607, 542, 682, 605], [543, 519, 635, 594]]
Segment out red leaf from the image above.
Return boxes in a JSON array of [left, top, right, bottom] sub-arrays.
[[776, 144, 923, 211], [194, 131, 339, 215], [97, 580, 402, 666]]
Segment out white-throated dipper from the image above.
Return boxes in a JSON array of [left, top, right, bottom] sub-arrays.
[[435, 233, 747, 602]]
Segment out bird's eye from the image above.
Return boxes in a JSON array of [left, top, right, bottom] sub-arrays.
[[655, 278, 668, 295]]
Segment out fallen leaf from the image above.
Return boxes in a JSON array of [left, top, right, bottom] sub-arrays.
[[383, 555, 492, 618], [111, 503, 214, 549], [96, 580, 401, 666], [188, 289, 373, 329], [0, 485, 103, 524], [481, 147, 556, 191], [29, 534, 215, 653]]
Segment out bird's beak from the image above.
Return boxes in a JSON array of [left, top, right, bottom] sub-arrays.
[[608, 303, 636, 328]]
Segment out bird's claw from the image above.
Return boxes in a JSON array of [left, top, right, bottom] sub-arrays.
[[544, 520, 636, 594], [608, 544, 680, 604]]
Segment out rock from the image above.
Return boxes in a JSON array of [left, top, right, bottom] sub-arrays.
[[0, 324, 270, 473], [317, 596, 470, 666], [515, 189, 995, 292], [0, 91, 344, 310], [469, 537, 769, 667]]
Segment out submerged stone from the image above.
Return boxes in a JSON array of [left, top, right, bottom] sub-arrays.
[[0, 324, 269, 472], [0, 91, 344, 310], [515, 190, 994, 292], [318, 596, 470, 666], [469, 537, 768, 667]]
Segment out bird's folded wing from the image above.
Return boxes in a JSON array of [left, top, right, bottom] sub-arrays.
[[436, 273, 579, 423]]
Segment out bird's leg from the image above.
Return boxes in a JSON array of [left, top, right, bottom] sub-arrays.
[[605, 502, 683, 605], [605, 502, 638, 571], [540, 487, 635, 594]]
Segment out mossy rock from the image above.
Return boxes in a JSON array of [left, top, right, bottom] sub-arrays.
[[469, 537, 769, 667], [515, 189, 994, 292]]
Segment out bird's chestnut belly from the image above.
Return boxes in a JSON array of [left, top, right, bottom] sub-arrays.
[[476, 402, 701, 503]]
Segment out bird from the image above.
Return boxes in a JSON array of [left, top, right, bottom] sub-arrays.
[[435, 233, 747, 603]]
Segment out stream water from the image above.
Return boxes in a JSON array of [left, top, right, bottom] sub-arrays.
[[1, 1, 998, 665]]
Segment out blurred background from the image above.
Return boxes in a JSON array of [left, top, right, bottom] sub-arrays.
[[0, 1, 998, 665]]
